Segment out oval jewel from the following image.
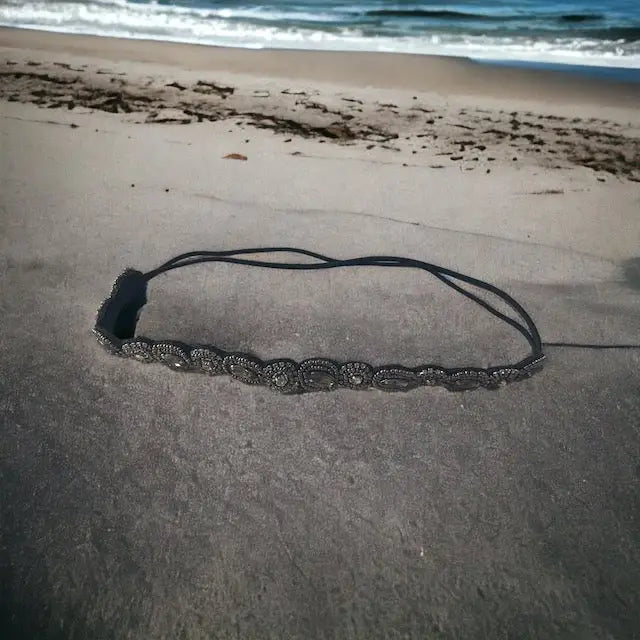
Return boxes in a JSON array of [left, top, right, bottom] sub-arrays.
[[273, 373, 289, 388], [306, 370, 336, 390], [162, 354, 186, 369], [230, 363, 258, 382], [450, 377, 479, 390], [379, 377, 413, 390]]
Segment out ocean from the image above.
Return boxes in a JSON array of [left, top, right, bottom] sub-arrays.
[[1, 0, 639, 71]]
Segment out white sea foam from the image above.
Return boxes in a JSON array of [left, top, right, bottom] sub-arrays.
[[1, 0, 639, 68]]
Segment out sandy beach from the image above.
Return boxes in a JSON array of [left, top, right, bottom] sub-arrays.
[[1, 27, 640, 639]]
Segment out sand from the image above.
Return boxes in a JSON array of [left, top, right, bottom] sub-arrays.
[[1, 27, 640, 640]]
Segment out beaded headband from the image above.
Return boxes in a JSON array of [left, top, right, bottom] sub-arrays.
[[93, 248, 546, 393]]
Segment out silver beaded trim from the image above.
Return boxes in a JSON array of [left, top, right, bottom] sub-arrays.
[[263, 360, 300, 394], [121, 340, 154, 363], [522, 354, 546, 375], [93, 328, 124, 356], [445, 369, 491, 392], [190, 347, 225, 375], [96, 332, 544, 392], [298, 359, 340, 392], [486, 366, 526, 388], [416, 366, 447, 386], [339, 362, 373, 389], [372, 367, 421, 392], [223, 354, 264, 385], [94, 271, 545, 393], [152, 343, 191, 370]]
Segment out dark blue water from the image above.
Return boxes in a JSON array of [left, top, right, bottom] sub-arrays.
[[480, 58, 640, 82], [1, 0, 639, 69]]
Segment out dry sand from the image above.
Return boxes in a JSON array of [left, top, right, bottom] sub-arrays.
[[1, 27, 640, 640]]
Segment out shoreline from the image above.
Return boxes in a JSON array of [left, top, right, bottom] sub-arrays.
[[476, 59, 640, 85], [1, 18, 639, 72], [1, 25, 639, 186], [2, 27, 640, 108]]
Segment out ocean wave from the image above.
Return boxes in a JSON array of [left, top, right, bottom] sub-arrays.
[[579, 26, 640, 41], [0, 0, 638, 68], [0, 0, 345, 24], [364, 9, 605, 23]]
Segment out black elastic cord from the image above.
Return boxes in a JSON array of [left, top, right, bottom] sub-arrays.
[[543, 342, 640, 350], [431, 271, 538, 351], [143, 248, 640, 354], [143, 247, 543, 359], [144, 247, 337, 279]]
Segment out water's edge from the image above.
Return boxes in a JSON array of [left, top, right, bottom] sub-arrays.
[[0, 0, 638, 69], [477, 58, 640, 83], [1, 24, 639, 86]]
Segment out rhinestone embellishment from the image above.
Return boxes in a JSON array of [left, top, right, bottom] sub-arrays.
[[190, 347, 225, 375], [339, 362, 373, 389], [263, 360, 300, 394], [121, 340, 154, 362], [224, 355, 263, 385], [487, 367, 525, 388], [162, 354, 185, 368], [153, 343, 190, 370], [373, 368, 420, 392], [416, 366, 447, 386], [298, 359, 339, 392], [445, 369, 490, 391]]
